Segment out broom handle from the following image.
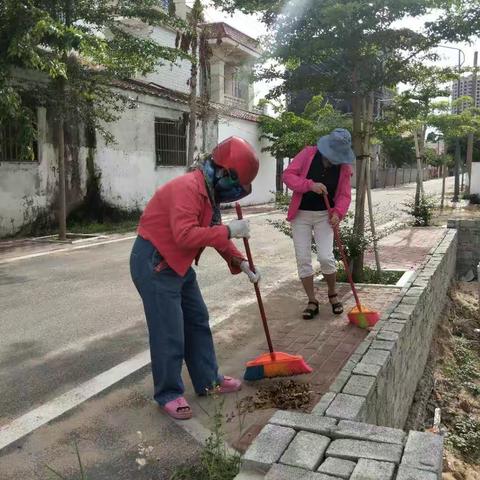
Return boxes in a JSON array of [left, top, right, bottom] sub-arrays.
[[235, 203, 275, 357], [323, 194, 363, 312]]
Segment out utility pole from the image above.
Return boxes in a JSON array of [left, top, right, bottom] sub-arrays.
[[466, 51, 478, 196]]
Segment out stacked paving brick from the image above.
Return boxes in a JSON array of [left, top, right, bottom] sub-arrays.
[[235, 228, 457, 479], [447, 219, 480, 278], [240, 412, 443, 479]]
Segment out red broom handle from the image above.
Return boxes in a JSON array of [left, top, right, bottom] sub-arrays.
[[323, 194, 363, 312], [235, 203, 275, 358]]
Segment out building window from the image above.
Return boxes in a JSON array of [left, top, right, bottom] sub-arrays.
[[160, 0, 170, 10], [0, 120, 37, 162], [155, 118, 187, 167]]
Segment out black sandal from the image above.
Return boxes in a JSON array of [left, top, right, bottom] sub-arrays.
[[329, 294, 344, 315], [303, 300, 319, 320]]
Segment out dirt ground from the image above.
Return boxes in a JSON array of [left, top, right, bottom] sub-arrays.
[[419, 282, 480, 480]]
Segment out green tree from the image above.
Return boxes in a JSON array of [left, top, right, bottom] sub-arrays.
[[0, 0, 186, 239], [213, 0, 451, 280]]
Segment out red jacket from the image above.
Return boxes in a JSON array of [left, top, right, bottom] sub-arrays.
[[138, 169, 244, 277], [282, 146, 353, 221]]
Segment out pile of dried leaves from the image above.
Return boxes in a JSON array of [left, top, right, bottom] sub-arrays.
[[236, 380, 312, 414]]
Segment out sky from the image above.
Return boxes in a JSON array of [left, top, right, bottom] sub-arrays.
[[189, 1, 480, 102]]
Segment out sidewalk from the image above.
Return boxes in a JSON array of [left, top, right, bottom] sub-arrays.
[[0, 226, 449, 479], [0, 204, 279, 263]]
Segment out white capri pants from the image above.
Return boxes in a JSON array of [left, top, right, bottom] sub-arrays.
[[291, 210, 336, 279]]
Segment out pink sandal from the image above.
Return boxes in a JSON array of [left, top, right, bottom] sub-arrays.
[[217, 376, 242, 394], [163, 397, 193, 420]]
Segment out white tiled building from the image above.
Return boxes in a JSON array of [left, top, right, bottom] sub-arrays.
[[0, 1, 275, 237]]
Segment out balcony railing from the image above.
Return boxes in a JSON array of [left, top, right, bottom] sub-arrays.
[[224, 94, 248, 110]]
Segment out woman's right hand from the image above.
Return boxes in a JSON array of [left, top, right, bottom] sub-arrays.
[[310, 182, 328, 195]]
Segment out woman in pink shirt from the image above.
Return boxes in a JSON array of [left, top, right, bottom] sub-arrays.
[[283, 128, 354, 320]]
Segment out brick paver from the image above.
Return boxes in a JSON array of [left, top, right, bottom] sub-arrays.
[[365, 227, 446, 270]]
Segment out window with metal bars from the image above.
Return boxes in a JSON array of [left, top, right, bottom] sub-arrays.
[[155, 118, 187, 167], [0, 120, 37, 162]]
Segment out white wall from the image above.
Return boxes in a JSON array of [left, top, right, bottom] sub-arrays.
[[0, 109, 88, 237], [95, 93, 189, 210], [471, 162, 480, 195], [218, 116, 276, 205], [143, 25, 192, 95]]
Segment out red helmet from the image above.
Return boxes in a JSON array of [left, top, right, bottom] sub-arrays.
[[212, 136, 259, 187]]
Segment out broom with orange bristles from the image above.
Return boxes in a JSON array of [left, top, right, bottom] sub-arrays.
[[323, 194, 380, 329], [235, 203, 312, 381]]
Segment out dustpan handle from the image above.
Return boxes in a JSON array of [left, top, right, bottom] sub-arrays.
[[235, 203, 275, 356], [323, 194, 362, 312]]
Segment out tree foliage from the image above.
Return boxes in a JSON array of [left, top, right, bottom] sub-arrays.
[[258, 95, 350, 159], [0, 0, 187, 148]]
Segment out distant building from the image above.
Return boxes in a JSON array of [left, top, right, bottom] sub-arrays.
[[451, 74, 480, 113]]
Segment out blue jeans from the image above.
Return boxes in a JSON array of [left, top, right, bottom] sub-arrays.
[[130, 236, 222, 405]]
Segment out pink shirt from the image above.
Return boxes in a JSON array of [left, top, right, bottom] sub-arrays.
[[282, 146, 353, 221], [138, 170, 243, 277]]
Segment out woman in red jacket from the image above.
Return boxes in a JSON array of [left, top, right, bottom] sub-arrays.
[[130, 137, 260, 420], [283, 128, 354, 320]]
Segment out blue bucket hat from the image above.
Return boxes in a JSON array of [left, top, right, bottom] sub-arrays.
[[317, 128, 355, 165]]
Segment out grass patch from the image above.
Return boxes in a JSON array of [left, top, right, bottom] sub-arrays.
[[336, 266, 404, 285], [171, 394, 240, 480], [429, 286, 480, 466], [67, 220, 138, 235]]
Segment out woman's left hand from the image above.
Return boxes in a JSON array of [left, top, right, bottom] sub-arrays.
[[240, 261, 261, 284], [329, 213, 340, 227]]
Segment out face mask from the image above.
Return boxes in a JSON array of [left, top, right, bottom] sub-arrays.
[[214, 168, 250, 203]]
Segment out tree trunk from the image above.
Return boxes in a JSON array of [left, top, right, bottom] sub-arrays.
[[351, 92, 374, 282], [57, 115, 67, 240], [441, 164, 446, 210], [276, 157, 284, 193], [413, 128, 423, 207], [187, 35, 198, 166], [366, 156, 381, 274], [454, 139, 461, 201]]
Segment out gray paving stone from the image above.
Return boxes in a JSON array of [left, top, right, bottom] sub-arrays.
[[376, 330, 399, 342], [352, 362, 381, 377], [269, 410, 337, 435], [395, 303, 416, 314], [354, 340, 372, 356], [404, 287, 425, 297], [242, 424, 296, 472], [317, 457, 356, 479], [265, 463, 342, 480], [312, 392, 337, 415], [350, 459, 395, 479], [401, 431, 443, 473], [382, 322, 406, 333], [333, 420, 406, 445], [280, 432, 330, 470], [325, 393, 366, 421], [396, 466, 438, 480], [326, 439, 403, 463], [400, 295, 420, 305], [342, 375, 376, 398], [362, 349, 390, 367], [330, 370, 352, 392], [371, 340, 396, 351], [388, 312, 411, 320]]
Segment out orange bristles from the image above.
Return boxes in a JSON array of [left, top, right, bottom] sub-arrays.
[[347, 305, 381, 329], [243, 352, 312, 381]]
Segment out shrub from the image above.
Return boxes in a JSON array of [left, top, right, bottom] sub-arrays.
[[403, 194, 436, 226]]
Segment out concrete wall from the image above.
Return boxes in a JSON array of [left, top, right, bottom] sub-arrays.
[[95, 92, 190, 210], [218, 116, 275, 206], [471, 162, 480, 195], [350, 166, 439, 189], [0, 108, 89, 236], [448, 218, 480, 278], [314, 229, 457, 429]]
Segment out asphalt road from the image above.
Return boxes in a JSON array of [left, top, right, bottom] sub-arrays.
[[0, 177, 453, 425]]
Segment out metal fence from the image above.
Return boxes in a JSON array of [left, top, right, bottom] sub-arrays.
[[154, 118, 187, 167]]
